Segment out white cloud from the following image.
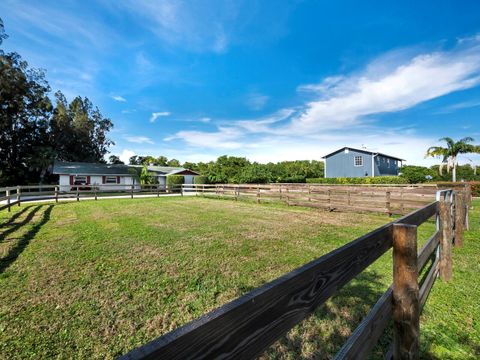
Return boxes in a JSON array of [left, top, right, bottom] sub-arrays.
[[150, 111, 171, 122], [167, 36, 480, 164], [165, 127, 244, 149], [125, 136, 154, 144], [287, 45, 480, 134], [119, 149, 136, 164], [199, 117, 211, 123], [112, 95, 127, 102]]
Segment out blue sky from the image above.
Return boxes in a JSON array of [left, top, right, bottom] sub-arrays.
[[1, 0, 480, 166]]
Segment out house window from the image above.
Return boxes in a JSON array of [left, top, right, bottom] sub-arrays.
[[105, 176, 118, 184], [387, 159, 390, 168], [74, 175, 87, 185], [354, 156, 363, 167]]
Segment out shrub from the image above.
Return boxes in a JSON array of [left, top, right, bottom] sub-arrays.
[[167, 175, 184, 188], [194, 175, 208, 184], [399, 165, 438, 184], [306, 176, 408, 184], [469, 181, 480, 197]]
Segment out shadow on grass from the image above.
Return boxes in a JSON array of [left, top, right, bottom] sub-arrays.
[[0, 204, 53, 273], [261, 270, 389, 360], [0, 205, 36, 228]]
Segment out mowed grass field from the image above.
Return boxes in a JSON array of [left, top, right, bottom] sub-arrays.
[[0, 196, 478, 359]]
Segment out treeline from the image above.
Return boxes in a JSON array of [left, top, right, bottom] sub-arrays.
[[118, 154, 480, 185], [0, 19, 113, 186], [115, 154, 325, 184], [399, 164, 479, 183]]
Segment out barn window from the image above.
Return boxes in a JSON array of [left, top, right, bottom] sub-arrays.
[[105, 176, 118, 184], [354, 156, 363, 166], [74, 176, 87, 185]]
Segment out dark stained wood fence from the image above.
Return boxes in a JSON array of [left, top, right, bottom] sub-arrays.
[[119, 188, 467, 360], [183, 183, 471, 215]]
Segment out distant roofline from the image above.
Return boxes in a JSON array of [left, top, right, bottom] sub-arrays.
[[52, 160, 199, 176], [321, 147, 406, 162]]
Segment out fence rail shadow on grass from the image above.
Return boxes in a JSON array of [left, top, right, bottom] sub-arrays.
[[119, 189, 468, 360]]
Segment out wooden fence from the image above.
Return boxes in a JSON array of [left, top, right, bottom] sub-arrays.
[[0, 184, 183, 212], [120, 188, 468, 360], [183, 183, 471, 215]]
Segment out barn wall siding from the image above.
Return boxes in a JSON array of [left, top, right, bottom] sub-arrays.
[[325, 150, 400, 178]]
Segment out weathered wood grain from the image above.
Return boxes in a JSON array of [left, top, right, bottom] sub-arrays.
[[439, 200, 453, 282], [392, 223, 420, 360]]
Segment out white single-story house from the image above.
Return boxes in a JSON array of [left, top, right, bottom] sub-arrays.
[[52, 161, 200, 191]]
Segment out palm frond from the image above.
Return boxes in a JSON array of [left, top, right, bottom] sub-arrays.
[[459, 136, 474, 143], [439, 137, 455, 149], [425, 146, 448, 158]]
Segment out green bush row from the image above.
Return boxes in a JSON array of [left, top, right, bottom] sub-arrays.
[[306, 176, 409, 184], [167, 175, 184, 187]]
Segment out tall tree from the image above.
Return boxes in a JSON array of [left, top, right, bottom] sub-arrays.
[[108, 155, 124, 164], [50, 92, 114, 163], [426, 137, 480, 182], [0, 48, 52, 185]]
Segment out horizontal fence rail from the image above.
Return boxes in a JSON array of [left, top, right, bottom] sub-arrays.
[[120, 189, 468, 360], [183, 183, 471, 215], [0, 184, 184, 211], [0, 183, 469, 358]]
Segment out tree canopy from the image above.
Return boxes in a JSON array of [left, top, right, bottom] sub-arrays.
[[426, 137, 480, 182], [0, 19, 114, 186]]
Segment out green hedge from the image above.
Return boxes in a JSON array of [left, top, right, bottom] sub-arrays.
[[306, 176, 409, 184], [194, 175, 208, 184], [167, 175, 184, 187]]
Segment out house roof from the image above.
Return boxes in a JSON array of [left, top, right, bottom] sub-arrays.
[[53, 161, 134, 175], [53, 161, 200, 176], [322, 147, 406, 161], [145, 166, 199, 175]]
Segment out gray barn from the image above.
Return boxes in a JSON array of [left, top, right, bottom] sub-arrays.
[[322, 147, 405, 178]]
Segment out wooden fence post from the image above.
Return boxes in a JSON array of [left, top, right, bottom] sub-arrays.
[[94, 186, 97, 201], [16, 186, 21, 206], [400, 189, 405, 214], [131, 185, 134, 199], [386, 191, 391, 216], [6, 189, 10, 212], [327, 189, 331, 211], [55, 186, 59, 203], [257, 185, 260, 203], [454, 192, 464, 248], [347, 190, 351, 206], [308, 186, 311, 202], [392, 223, 420, 360], [76, 187, 79, 202], [439, 199, 453, 282]]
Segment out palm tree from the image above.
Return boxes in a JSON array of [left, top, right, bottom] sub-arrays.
[[426, 137, 480, 182]]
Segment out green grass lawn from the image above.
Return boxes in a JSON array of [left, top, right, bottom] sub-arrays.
[[0, 197, 477, 359]]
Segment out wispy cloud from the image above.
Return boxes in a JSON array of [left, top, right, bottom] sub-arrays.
[[246, 92, 270, 111], [436, 99, 480, 114], [150, 111, 171, 122], [112, 95, 127, 102], [125, 136, 154, 144], [167, 36, 480, 163]]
